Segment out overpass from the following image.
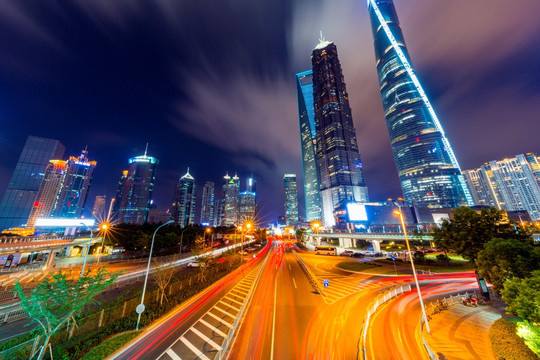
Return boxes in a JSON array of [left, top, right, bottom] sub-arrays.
[[308, 232, 433, 252], [0, 236, 102, 268]]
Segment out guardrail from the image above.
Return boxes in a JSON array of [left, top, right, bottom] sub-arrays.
[[216, 244, 270, 360], [361, 283, 412, 360], [292, 250, 327, 297]]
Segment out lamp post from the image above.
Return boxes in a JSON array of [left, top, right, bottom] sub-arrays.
[[96, 222, 110, 266], [178, 226, 189, 255], [311, 221, 321, 245], [394, 206, 431, 334], [136, 220, 174, 331], [79, 223, 94, 278], [206, 227, 213, 248]]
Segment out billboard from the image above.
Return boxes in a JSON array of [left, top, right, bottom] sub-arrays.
[[35, 218, 95, 227], [347, 203, 368, 222]]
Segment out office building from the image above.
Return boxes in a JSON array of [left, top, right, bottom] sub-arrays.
[[172, 168, 197, 227], [464, 154, 540, 220], [284, 174, 299, 225], [147, 204, 171, 224], [368, 0, 473, 209], [200, 181, 215, 226], [112, 170, 129, 220], [221, 173, 240, 226], [213, 199, 223, 227], [0, 136, 65, 230], [312, 38, 369, 226], [296, 70, 322, 222], [92, 195, 107, 219], [239, 177, 257, 222], [117, 150, 159, 224]]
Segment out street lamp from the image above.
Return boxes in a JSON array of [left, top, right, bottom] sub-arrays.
[[96, 222, 111, 265], [311, 221, 321, 245], [243, 222, 252, 252], [206, 227, 213, 248], [136, 220, 174, 331], [79, 223, 94, 278], [178, 226, 189, 255], [394, 208, 431, 334]]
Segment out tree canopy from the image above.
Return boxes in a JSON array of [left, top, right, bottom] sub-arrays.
[[501, 270, 540, 324]]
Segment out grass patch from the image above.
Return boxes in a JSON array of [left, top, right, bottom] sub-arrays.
[[336, 261, 382, 272], [489, 318, 538, 360], [375, 259, 475, 273], [80, 331, 141, 360]]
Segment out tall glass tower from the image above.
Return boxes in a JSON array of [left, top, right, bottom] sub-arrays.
[[283, 174, 299, 225], [0, 136, 65, 230], [296, 70, 322, 222], [200, 181, 215, 226], [172, 168, 197, 227], [368, 0, 473, 208], [312, 38, 368, 226]]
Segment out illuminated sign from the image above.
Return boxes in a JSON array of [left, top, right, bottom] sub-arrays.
[[347, 203, 368, 221], [35, 218, 96, 227]]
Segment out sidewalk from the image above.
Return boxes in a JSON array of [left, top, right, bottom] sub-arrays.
[[425, 300, 505, 360]]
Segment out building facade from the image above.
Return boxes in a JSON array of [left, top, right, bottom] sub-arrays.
[[171, 169, 197, 227], [117, 152, 159, 224], [283, 174, 299, 225], [92, 195, 107, 219], [221, 173, 240, 226], [312, 39, 369, 226], [239, 177, 257, 222], [296, 70, 322, 222], [0, 136, 65, 230], [464, 154, 540, 220], [200, 181, 215, 226], [368, 0, 473, 209]]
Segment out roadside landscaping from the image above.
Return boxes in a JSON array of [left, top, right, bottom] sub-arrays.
[[336, 261, 382, 272], [80, 331, 141, 360], [489, 318, 538, 360]]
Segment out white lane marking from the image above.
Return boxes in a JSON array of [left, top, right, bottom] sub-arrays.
[[292, 278, 297, 289], [230, 288, 248, 296], [224, 296, 244, 306], [270, 268, 279, 360], [289, 265, 291, 270], [214, 305, 236, 318], [219, 300, 240, 312], [236, 283, 250, 290], [166, 348, 182, 360], [199, 318, 227, 337], [190, 327, 222, 350], [207, 312, 232, 328], [180, 337, 211, 360]]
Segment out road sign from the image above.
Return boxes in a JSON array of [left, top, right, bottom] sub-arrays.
[[136, 303, 145, 314], [323, 279, 329, 287], [391, 256, 396, 261]]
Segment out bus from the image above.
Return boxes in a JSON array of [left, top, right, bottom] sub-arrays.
[[315, 246, 336, 256]]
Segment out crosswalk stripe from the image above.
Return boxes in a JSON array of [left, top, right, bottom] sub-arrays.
[[214, 305, 236, 318], [207, 311, 232, 328], [190, 327, 222, 350], [219, 300, 240, 312], [166, 348, 182, 360], [199, 319, 227, 337], [224, 296, 244, 306], [179, 337, 211, 360]]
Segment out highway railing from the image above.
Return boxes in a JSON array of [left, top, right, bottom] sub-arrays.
[[361, 283, 412, 360], [292, 250, 327, 297]]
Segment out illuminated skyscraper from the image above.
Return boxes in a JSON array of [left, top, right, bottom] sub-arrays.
[[283, 174, 299, 225], [368, 0, 473, 208], [296, 70, 322, 222], [0, 136, 65, 230], [112, 170, 129, 219], [200, 181, 215, 226], [239, 177, 257, 222], [312, 38, 368, 226], [172, 168, 197, 227], [92, 195, 107, 219], [118, 150, 159, 224], [221, 173, 240, 226]]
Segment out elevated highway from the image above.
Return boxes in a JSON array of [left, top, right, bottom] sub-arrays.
[[308, 232, 433, 251]]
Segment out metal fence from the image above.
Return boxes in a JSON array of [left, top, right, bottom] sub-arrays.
[[292, 250, 327, 297], [361, 283, 412, 360]]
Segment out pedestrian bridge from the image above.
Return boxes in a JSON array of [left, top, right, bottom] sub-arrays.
[[0, 236, 102, 256], [308, 232, 433, 252]]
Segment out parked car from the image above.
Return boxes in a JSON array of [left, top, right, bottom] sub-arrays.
[[352, 252, 365, 258], [238, 251, 248, 256], [340, 250, 354, 257]]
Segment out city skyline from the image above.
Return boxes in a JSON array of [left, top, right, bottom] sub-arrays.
[[0, 0, 539, 222]]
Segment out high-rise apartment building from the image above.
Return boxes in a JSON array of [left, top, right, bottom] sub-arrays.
[[296, 70, 322, 222], [200, 181, 215, 226], [92, 195, 107, 219], [368, 0, 473, 209], [239, 177, 257, 222], [0, 136, 65, 230], [312, 38, 368, 226], [213, 199, 223, 227], [221, 173, 240, 226], [464, 154, 540, 220], [117, 151, 159, 224], [284, 174, 299, 225], [172, 169, 197, 227]]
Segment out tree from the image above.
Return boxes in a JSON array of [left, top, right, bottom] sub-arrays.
[[191, 235, 213, 282], [15, 267, 117, 360], [152, 259, 175, 305], [432, 207, 531, 263], [477, 238, 540, 291], [501, 270, 540, 324], [295, 228, 307, 244]]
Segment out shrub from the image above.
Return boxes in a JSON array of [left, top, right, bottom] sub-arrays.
[[489, 318, 538, 360], [80, 331, 141, 360]]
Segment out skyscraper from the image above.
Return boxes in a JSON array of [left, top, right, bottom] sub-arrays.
[[221, 173, 240, 226], [312, 38, 368, 226], [172, 168, 197, 227], [368, 0, 473, 209], [296, 70, 322, 222], [117, 150, 159, 224], [283, 174, 299, 225], [112, 170, 129, 220], [0, 136, 65, 230], [200, 181, 215, 226], [92, 195, 107, 219], [239, 176, 257, 222], [54, 149, 96, 218], [464, 154, 540, 220]]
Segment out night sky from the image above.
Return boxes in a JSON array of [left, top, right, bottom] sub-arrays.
[[1, 0, 539, 224]]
